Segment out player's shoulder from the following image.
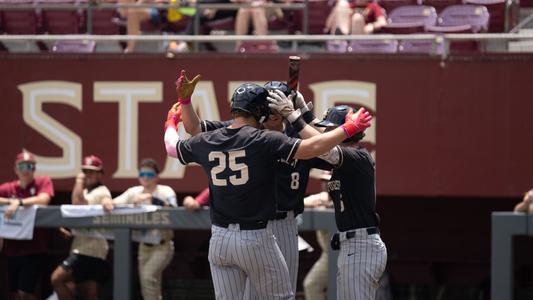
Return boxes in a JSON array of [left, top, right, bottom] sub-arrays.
[[126, 185, 144, 194], [35, 175, 53, 184], [156, 185, 176, 195], [91, 184, 111, 196]]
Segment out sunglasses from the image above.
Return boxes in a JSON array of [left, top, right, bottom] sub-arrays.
[[138, 171, 157, 179], [82, 169, 101, 175], [17, 162, 36, 172]]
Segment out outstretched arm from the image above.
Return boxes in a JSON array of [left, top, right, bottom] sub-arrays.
[[176, 70, 202, 136]]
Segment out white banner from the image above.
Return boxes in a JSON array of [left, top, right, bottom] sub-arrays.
[[60, 204, 158, 218], [0, 205, 38, 240], [71, 228, 161, 244]]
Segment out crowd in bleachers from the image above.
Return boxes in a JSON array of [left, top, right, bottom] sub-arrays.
[[0, 0, 520, 54]]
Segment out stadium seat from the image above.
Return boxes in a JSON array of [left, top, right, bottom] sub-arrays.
[[237, 40, 279, 53], [51, 40, 96, 53], [426, 24, 481, 52], [398, 38, 444, 54], [437, 4, 489, 32], [463, 0, 506, 32], [421, 0, 462, 12], [0, 0, 40, 34], [381, 5, 437, 33], [326, 40, 348, 52], [40, 0, 81, 34], [347, 39, 398, 53], [379, 0, 420, 13]]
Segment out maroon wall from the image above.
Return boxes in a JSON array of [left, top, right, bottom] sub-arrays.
[[1, 53, 532, 197]]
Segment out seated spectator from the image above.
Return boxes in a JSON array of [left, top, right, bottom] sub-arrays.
[[325, 0, 387, 35], [102, 158, 176, 300], [514, 188, 533, 213], [182, 187, 210, 211], [50, 155, 111, 300], [0, 150, 54, 300], [233, 0, 286, 50]]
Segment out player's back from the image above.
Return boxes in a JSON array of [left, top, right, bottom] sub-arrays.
[[176, 125, 301, 225]]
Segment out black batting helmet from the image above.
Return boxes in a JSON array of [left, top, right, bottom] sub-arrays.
[[316, 105, 365, 142], [230, 83, 270, 123], [264, 81, 292, 96]]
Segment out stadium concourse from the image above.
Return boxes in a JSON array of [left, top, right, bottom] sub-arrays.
[[2, 1, 533, 300]]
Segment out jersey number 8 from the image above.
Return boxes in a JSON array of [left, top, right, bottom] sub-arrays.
[[209, 150, 249, 186]]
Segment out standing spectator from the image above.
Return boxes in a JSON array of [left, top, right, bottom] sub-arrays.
[[182, 187, 210, 212], [0, 150, 54, 300], [102, 158, 176, 300], [514, 188, 533, 213], [50, 155, 111, 300], [325, 0, 387, 35], [303, 172, 333, 300]]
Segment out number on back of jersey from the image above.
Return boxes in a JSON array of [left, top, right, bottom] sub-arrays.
[[209, 150, 249, 186]]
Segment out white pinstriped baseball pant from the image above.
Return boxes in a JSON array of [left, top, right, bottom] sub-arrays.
[[337, 228, 387, 300], [208, 223, 294, 300]]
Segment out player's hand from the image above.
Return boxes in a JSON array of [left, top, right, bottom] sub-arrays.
[[183, 196, 201, 212], [4, 199, 20, 219], [102, 198, 114, 212], [59, 227, 73, 239], [293, 91, 311, 113], [133, 193, 152, 205], [341, 107, 372, 137], [176, 69, 201, 105], [267, 90, 297, 119], [75, 172, 85, 185], [164, 102, 182, 131]]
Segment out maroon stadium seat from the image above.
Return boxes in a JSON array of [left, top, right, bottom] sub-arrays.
[[0, 0, 39, 34], [51, 40, 96, 53], [398, 38, 444, 54], [421, 0, 462, 12], [437, 4, 489, 32], [379, 0, 420, 13], [426, 24, 481, 52], [40, 0, 81, 34], [74, 0, 121, 35], [463, 0, 506, 32], [237, 40, 279, 53], [347, 39, 398, 53]]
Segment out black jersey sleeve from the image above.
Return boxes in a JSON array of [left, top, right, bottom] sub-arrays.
[[264, 131, 302, 162], [176, 136, 202, 165], [201, 120, 232, 132]]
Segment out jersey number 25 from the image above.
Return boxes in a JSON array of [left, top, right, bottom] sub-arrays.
[[209, 150, 249, 186]]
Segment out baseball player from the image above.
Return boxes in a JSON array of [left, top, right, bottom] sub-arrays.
[[179, 79, 322, 295], [51, 155, 111, 300], [164, 70, 371, 299], [267, 91, 386, 299]]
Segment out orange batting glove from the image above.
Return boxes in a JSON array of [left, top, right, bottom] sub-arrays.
[[164, 103, 182, 131], [176, 69, 201, 105]]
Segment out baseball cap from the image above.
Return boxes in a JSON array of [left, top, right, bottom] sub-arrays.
[[15, 151, 36, 165], [81, 155, 104, 171]]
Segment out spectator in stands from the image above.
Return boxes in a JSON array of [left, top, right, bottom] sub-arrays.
[[0, 150, 54, 300], [324, 0, 387, 35], [50, 155, 111, 300], [102, 158, 176, 300], [302, 171, 333, 300], [182, 187, 210, 211], [514, 188, 533, 213], [233, 0, 286, 50]]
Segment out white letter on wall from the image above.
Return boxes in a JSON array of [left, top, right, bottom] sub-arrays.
[[17, 81, 82, 178], [94, 82, 162, 178]]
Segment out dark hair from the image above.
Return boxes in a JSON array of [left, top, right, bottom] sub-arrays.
[[139, 158, 160, 174]]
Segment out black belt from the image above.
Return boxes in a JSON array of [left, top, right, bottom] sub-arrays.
[[213, 220, 268, 230], [346, 227, 380, 239], [274, 211, 288, 220], [143, 240, 168, 247]]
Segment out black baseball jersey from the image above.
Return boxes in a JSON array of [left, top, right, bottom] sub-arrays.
[[176, 125, 301, 224], [323, 146, 379, 231], [202, 120, 315, 215]]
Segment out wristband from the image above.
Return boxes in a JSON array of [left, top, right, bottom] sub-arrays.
[[302, 111, 315, 124], [291, 115, 307, 133], [287, 109, 302, 123], [178, 98, 191, 105], [340, 122, 359, 137]]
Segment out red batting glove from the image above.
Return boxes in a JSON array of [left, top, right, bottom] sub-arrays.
[[340, 107, 372, 137], [164, 103, 182, 131]]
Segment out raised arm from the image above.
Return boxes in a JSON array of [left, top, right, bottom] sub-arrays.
[[71, 172, 88, 205], [175, 70, 202, 136]]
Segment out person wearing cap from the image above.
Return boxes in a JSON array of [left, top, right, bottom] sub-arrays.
[[0, 150, 54, 300], [50, 155, 111, 300], [102, 158, 177, 300]]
